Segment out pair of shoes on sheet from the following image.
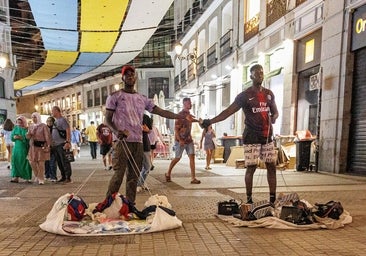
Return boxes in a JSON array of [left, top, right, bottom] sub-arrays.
[[165, 173, 171, 182], [190, 178, 201, 184]]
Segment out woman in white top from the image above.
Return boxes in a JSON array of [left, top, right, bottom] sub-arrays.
[[1, 119, 14, 169]]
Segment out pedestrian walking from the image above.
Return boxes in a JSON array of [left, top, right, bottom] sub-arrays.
[[85, 121, 98, 159], [51, 106, 73, 183], [165, 97, 201, 184]]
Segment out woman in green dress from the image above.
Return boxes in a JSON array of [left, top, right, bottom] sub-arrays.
[[10, 116, 32, 183]]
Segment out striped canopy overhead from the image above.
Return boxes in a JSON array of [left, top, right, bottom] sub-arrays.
[[14, 0, 173, 93]]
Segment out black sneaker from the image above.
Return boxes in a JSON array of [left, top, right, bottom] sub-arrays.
[[57, 178, 66, 183]]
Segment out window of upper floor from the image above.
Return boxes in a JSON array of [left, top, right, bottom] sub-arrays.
[[0, 77, 4, 98], [94, 88, 100, 106], [148, 77, 169, 99], [101, 86, 108, 105], [245, 0, 260, 22], [87, 90, 93, 108]]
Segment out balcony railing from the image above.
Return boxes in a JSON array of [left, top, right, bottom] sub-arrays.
[[207, 43, 217, 69], [180, 69, 187, 87], [188, 63, 195, 82], [244, 14, 259, 41], [267, 0, 287, 26], [197, 53, 205, 76], [174, 75, 180, 91], [220, 30, 232, 59]]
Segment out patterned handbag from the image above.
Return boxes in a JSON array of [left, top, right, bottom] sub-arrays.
[[64, 150, 75, 163]]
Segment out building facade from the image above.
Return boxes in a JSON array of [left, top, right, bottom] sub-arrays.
[[172, 0, 366, 175], [0, 0, 16, 123]]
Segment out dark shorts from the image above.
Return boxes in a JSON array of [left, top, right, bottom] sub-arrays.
[[243, 129, 273, 144], [100, 144, 112, 155]]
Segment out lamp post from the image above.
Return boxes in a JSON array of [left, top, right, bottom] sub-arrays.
[[174, 42, 200, 117], [174, 42, 198, 64]]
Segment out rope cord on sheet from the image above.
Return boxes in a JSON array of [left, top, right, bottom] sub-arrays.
[[120, 138, 153, 197]]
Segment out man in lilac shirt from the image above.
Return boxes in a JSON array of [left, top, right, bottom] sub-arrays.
[[105, 65, 190, 203]]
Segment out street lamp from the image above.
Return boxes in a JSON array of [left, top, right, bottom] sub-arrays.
[[174, 42, 198, 64]]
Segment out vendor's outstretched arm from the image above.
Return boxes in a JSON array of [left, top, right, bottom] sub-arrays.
[[152, 106, 197, 121], [210, 102, 241, 124]]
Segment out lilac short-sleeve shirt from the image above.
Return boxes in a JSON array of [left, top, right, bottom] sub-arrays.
[[105, 90, 155, 143]]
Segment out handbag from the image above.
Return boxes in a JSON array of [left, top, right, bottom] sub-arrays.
[[33, 140, 46, 147], [218, 199, 240, 215], [64, 150, 75, 162]]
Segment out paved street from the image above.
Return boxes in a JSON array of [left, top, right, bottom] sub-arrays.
[[0, 145, 366, 255]]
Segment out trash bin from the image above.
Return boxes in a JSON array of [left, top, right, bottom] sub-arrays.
[[295, 140, 313, 171]]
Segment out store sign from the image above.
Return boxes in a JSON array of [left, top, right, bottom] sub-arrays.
[[352, 4, 366, 51]]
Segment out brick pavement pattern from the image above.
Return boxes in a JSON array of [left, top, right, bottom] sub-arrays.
[[0, 147, 366, 255]]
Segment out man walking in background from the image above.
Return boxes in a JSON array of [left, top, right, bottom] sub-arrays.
[[85, 121, 98, 160], [97, 122, 113, 170]]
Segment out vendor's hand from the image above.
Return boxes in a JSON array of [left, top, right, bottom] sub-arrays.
[[63, 143, 71, 150], [199, 118, 211, 129], [117, 129, 129, 140], [142, 124, 149, 132]]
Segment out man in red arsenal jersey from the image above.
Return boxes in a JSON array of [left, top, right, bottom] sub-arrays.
[[200, 64, 279, 204]]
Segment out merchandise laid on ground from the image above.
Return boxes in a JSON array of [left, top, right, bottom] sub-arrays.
[[217, 192, 351, 230], [40, 193, 182, 236]]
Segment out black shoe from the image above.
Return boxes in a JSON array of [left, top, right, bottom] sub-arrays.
[[57, 178, 66, 183], [150, 165, 155, 171]]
